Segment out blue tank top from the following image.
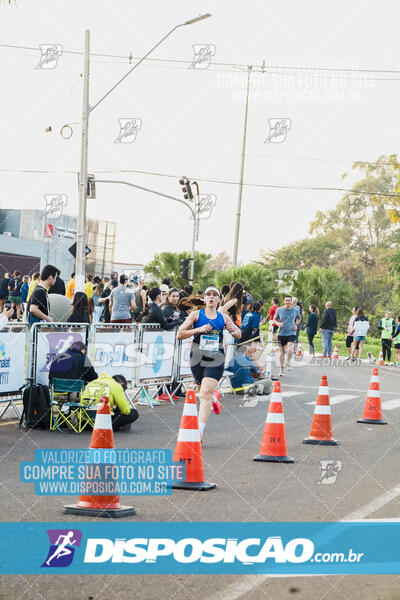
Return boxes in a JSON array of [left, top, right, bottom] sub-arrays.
[[193, 309, 225, 346]]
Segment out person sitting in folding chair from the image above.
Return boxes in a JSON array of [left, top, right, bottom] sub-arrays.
[[49, 341, 98, 386], [228, 344, 272, 396], [82, 373, 139, 431]]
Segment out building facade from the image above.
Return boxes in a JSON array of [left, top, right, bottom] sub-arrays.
[[0, 209, 116, 280]]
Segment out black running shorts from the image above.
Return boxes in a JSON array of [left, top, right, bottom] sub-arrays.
[[278, 335, 296, 347]]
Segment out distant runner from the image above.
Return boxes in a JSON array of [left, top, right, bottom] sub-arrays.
[[273, 295, 300, 377]]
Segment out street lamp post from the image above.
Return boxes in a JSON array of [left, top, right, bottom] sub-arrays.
[[75, 14, 211, 292]]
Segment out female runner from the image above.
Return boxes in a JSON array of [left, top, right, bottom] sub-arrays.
[[177, 286, 241, 440]]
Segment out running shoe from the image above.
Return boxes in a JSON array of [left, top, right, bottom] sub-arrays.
[[212, 390, 222, 415], [157, 393, 170, 401], [384, 361, 391, 366], [279, 370, 285, 377], [286, 364, 293, 372]]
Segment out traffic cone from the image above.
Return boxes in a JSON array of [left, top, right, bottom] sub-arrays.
[[332, 345, 339, 360], [296, 342, 304, 357], [357, 368, 387, 425], [64, 397, 136, 517], [254, 381, 294, 463], [172, 390, 216, 491], [303, 375, 339, 445], [377, 350, 384, 366]]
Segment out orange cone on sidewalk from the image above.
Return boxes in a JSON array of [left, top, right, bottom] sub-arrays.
[[357, 368, 387, 425], [296, 342, 304, 357], [254, 381, 294, 463], [64, 397, 136, 517], [332, 345, 339, 360], [377, 350, 384, 366], [303, 375, 339, 445], [172, 390, 216, 491]]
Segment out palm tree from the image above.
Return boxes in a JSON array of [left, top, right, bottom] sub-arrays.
[[144, 251, 216, 290]]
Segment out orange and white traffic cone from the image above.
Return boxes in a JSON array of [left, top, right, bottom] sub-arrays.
[[172, 390, 216, 491], [303, 375, 339, 445], [357, 367, 387, 425], [64, 397, 136, 517], [254, 381, 294, 463], [296, 342, 304, 357], [332, 345, 339, 360], [377, 350, 384, 366]]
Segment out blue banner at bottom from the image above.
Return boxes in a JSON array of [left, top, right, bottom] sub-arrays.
[[0, 522, 399, 574]]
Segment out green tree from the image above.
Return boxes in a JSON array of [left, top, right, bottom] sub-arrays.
[[310, 155, 399, 249], [258, 231, 350, 271], [292, 267, 354, 328], [215, 265, 276, 304], [144, 251, 215, 290]]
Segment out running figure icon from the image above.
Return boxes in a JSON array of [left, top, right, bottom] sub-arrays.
[[46, 531, 77, 566]]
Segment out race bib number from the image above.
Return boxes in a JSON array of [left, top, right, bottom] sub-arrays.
[[199, 334, 219, 352]]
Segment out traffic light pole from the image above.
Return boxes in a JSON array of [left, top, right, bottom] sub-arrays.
[[92, 178, 197, 284]]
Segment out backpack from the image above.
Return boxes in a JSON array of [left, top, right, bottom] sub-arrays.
[[10, 277, 22, 295], [20, 384, 51, 429]]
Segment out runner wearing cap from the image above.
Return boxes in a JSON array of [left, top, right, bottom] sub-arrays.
[[177, 286, 241, 440]]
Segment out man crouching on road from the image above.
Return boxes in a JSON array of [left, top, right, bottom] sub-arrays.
[[82, 373, 139, 431], [273, 294, 300, 377]]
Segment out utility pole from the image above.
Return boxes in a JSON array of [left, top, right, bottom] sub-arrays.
[[232, 65, 252, 266], [73, 15, 211, 292], [76, 30, 90, 292]]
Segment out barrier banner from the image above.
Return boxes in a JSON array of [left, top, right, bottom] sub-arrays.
[[178, 337, 192, 379], [0, 324, 27, 394], [0, 522, 399, 574], [223, 330, 235, 370], [33, 323, 90, 385], [89, 324, 137, 382], [136, 325, 176, 384]]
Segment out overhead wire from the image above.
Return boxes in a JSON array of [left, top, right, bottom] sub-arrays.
[[0, 167, 399, 197]]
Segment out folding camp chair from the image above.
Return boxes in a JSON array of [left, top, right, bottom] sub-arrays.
[[49, 378, 96, 433]]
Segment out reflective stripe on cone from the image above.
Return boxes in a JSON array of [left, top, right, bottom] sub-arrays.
[[303, 375, 339, 445]]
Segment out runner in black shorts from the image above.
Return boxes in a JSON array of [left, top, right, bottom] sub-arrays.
[[177, 286, 241, 440]]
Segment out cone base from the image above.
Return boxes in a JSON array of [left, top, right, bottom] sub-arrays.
[[64, 504, 136, 518], [172, 481, 216, 491], [303, 437, 340, 445], [253, 454, 294, 463], [357, 418, 387, 425]]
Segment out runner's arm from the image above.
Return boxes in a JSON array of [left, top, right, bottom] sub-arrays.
[[223, 314, 241, 339], [219, 298, 237, 315], [177, 310, 208, 340]]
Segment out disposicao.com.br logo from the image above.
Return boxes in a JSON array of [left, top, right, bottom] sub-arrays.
[[41, 529, 82, 568], [84, 536, 315, 564]]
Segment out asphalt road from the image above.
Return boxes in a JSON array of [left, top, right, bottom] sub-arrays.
[[1, 358, 400, 599]]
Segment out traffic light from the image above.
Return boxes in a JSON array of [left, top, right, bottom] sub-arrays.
[[179, 176, 194, 201], [180, 258, 190, 280]]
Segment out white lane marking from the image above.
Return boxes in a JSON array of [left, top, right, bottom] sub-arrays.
[[283, 383, 399, 396], [306, 394, 358, 406], [341, 486, 400, 522], [381, 399, 400, 411], [282, 391, 304, 398], [211, 482, 400, 599]]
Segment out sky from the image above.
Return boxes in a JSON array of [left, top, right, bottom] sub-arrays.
[[1, 0, 399, 267]]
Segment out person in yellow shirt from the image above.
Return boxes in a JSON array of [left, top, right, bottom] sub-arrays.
[[82, 373, 139, 431], [27, 272, 40, 300], [66, 273, 75, 299], [84, 274, 94, 299]]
